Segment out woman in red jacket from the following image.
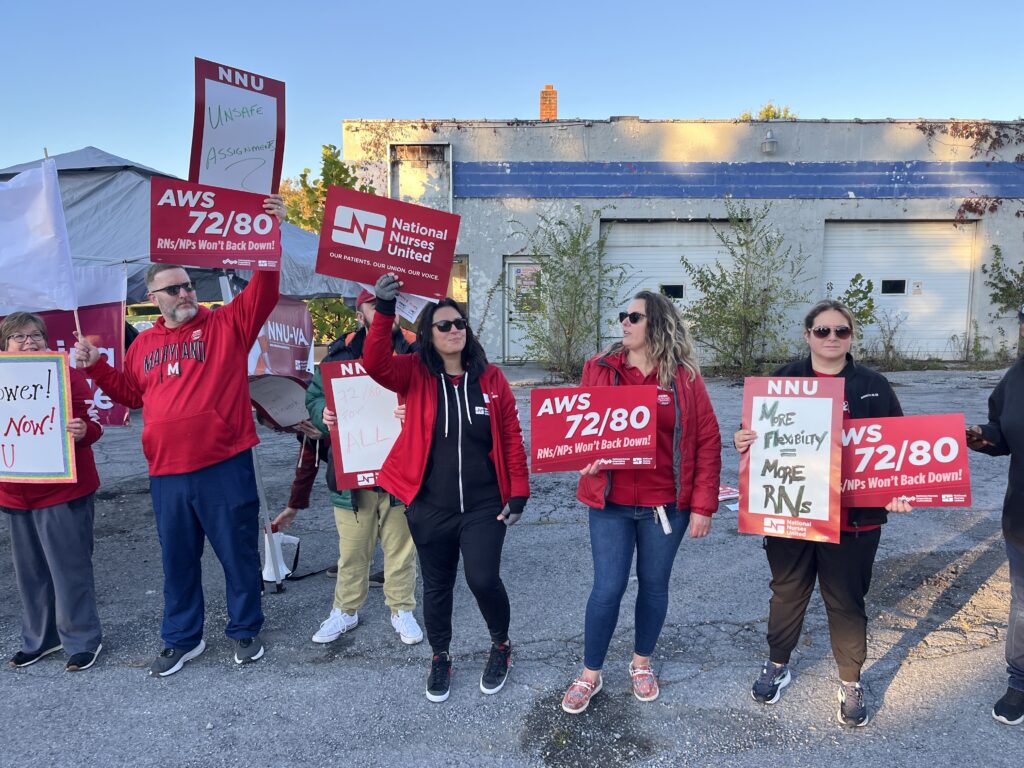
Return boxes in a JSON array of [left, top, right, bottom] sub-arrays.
[[362, 274, 529, 704], [562, 290, 722, 713], [0, 312, 103, 672]]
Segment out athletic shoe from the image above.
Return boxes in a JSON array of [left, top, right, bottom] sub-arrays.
[[751, 661, 791, 704], [992, 686, 1024, 725], [312, 608, 359, 643], [326, 565, 338, 577], [561, 676, 603, 714], [150, 639, 206, 677], [391, 611, 423, 645], [66, 644, 103, 672], [426, 652, 452, 702], [837, 680, 869, 727], [368, 570, 385, 587], [234, 635, 265, 665], [629, 661, 659, 702], [9, 644, 62, 668], [480, 642, 512, 694]]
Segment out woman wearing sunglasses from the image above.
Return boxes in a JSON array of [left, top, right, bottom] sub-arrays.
[[561, 290, 722, 714], [734, 299, 911, 727], [362, 274, 529, 704]]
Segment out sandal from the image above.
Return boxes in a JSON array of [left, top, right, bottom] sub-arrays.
[[561, 675, 603, 714], [629, 662, 659, 702]]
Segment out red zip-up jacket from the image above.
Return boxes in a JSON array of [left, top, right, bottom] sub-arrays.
[[361, 309, 530, 506], [576, 350, 722, 517], [0, 366, 102, 509], [86, 269, 279, 476]]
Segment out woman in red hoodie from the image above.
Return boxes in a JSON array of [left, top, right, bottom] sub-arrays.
[[0, 312, 103, 672], [362, 274, 529, 704], [562, 290, 722, 713]]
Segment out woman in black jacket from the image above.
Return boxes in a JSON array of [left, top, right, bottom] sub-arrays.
[[735, 299, 911, 727]]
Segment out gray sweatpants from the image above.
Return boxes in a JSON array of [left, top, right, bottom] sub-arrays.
[[5, 494, 102, 656]]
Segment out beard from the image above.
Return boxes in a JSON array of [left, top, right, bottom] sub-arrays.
[[169, 303, 199, 324]]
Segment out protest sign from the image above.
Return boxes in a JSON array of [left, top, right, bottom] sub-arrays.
[[316, 187, 459, 302], [249, 375, 309, 430], [151, 178, 281, 271], [739, 377, 844, 543], [321, 360, 400, 489], [0, 353, 76, 483], [189, 58, 285, 194], [530, 386, 658, 473], [248, 297, 313, 380], [841, 413, 972, 506]]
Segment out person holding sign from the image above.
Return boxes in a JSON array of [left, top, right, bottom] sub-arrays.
[[363, 274, 529, 704], [561, 290, 721, 714], [734, 299, 911, 727], [0, 313, 104, 672], [73, 195, 286, 677]]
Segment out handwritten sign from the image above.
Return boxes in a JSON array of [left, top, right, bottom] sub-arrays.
[[530, 386, 658, 473], [739, 377, 844, 543], [841, 413, 972, 506], [321, 360, 400, 489], [189, 58, 285, 194], [315, 186, 459, 302], [151, 178, 281, 270], [0, 353, 75, 483]]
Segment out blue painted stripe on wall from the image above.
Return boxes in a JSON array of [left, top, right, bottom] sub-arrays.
[[452, 161, 1024, 199]]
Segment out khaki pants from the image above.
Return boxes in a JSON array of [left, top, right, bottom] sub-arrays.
[[334, 490, 416, 614]]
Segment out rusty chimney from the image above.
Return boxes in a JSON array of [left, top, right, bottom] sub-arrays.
[[540, 84, 558, 121]]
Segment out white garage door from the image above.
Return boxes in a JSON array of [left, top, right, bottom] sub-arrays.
[[601, 221, 730, 349], [821, 221, 976, 358]]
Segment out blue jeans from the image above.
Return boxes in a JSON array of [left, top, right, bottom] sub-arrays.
[[583, 502, 689, 671], [1007, 536, 1024, 691]]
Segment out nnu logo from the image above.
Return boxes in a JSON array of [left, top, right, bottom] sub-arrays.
[[356, 472, 376, 486], [332, 206, 387, 251]]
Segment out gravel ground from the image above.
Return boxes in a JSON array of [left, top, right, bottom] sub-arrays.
[[1, 366, 1020, 768]]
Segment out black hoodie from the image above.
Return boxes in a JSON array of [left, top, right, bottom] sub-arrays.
[[977, 358, 1024, 548]]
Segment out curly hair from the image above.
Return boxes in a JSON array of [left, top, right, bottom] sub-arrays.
[[608, 290, 699, 388]]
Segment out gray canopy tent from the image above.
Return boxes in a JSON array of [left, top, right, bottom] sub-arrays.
[[0, 146, 357, 302]]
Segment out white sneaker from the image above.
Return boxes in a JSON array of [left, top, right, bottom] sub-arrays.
[[311, 608, 358, 643], [391, 610, 424, 645]]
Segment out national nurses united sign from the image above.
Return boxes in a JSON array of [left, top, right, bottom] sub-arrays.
[[315, 187, 459, 301]]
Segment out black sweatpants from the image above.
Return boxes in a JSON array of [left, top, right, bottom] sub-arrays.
[[764, 528, 882, 682], [406, 498, 510, 654]]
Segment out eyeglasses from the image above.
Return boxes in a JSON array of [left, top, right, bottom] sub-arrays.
[[618, 312, 647, 324], [7, 331, 45, 343], [810, 325, 853, 340], [150, 282, 196, 297], [432, 318, 468, 333]]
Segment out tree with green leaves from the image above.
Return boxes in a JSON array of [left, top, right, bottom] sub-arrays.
[[281, 144, 375, 233], [738, 102, 798, 121], [981, 244, 1024, 355]]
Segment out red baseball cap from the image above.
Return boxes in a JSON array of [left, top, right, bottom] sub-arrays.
[[356, 289, 375, 308]]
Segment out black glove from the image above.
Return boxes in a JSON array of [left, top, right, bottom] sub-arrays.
[[499, 496, 528, 527], [374, 273, 401, 302]]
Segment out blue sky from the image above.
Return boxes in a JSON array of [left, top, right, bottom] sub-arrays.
[[3, 0, 1019, 181]]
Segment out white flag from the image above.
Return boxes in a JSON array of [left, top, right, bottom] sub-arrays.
[[0, 159, 77, 314]]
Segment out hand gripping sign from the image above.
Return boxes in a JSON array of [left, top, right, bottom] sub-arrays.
[[315, 187, 459, 302], [151, 178, 282, 270], [530, 386, 658, 473], [321, 360, 401, 489], [739, 377, 844, 543], [840, 413, 972, 506]]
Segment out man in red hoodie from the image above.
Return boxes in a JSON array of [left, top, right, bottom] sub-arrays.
[[72, 196, 284, 676]]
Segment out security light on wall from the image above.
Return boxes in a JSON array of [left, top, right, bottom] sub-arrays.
[[761, 129, 778, 155]]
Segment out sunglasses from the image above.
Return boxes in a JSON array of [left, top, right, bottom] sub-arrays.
[[432, 318, 468, 333], [618, 311, 647, 324], [810, 325, 852, 340], [150, 282, 196, 297]]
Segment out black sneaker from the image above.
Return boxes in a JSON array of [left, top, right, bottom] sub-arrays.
[[9, 644, 62, 668], [751, 661, 791, 704], [149, 639, 206, 677], [368, 570, 385, 588], [480, 642, 512, 695], [993, 686, 1024, 725], [66, 644, 103, 672], [234, 635, 265, 665], [426, 652, 452, 702], [837, 681, 869, 727]]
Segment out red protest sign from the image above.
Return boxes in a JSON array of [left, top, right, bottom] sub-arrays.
[[840, 413, 972, 506], [150, 178, 281, 271], [248, 297, 314, 381], [530, 386, 657, 473], [315, 186, 459, 301], [189, 58, 286, 194], [321, 360, 401, 490], [739, 377, 844, 543]]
